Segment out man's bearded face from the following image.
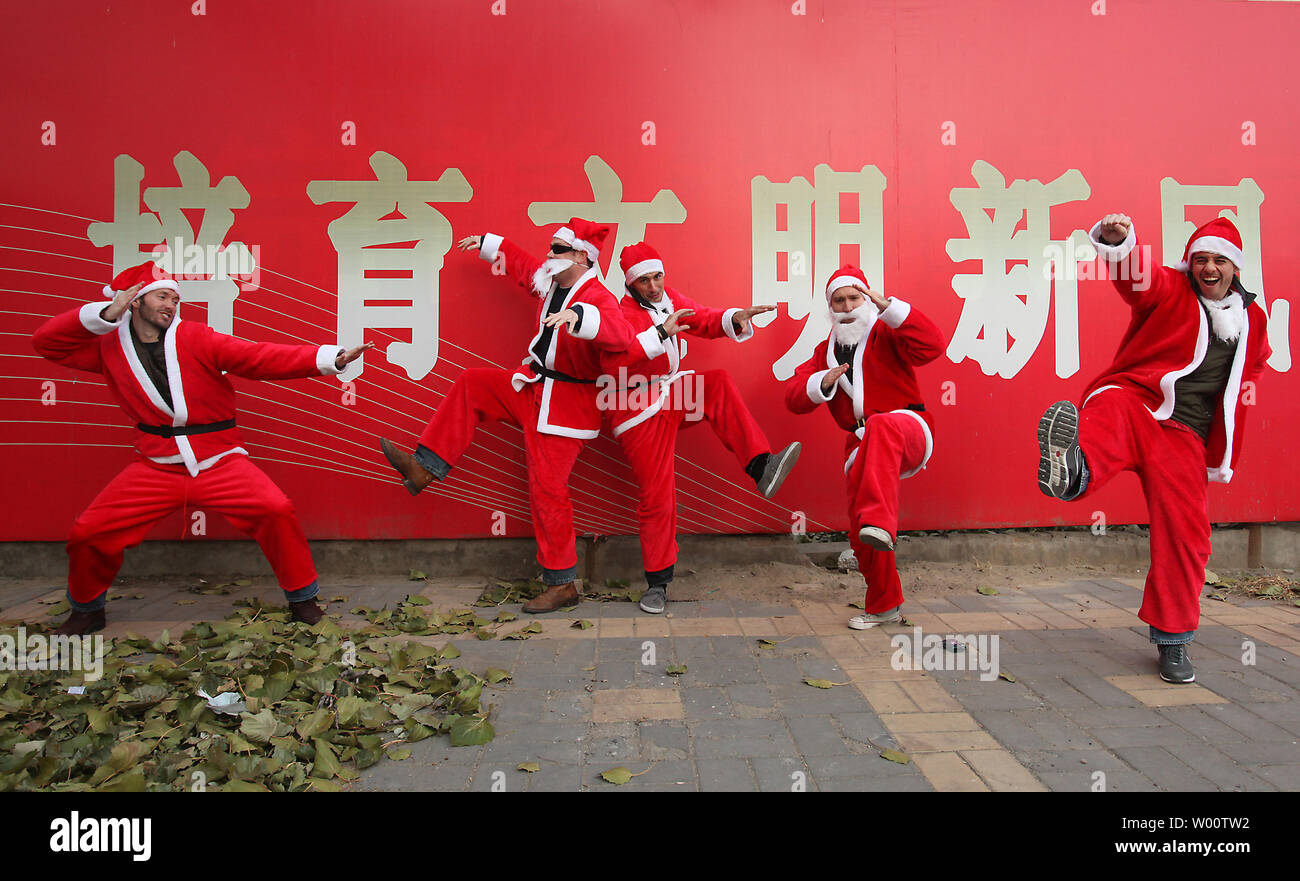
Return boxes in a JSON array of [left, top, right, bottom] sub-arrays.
[[829, 286, 873, 347], [132, 288, 179, 333], [532, 256, 578, 294]]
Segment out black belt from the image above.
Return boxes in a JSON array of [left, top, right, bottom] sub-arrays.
[[528, 361, 596, 385], [137, 419, 236, 438], [854, 404, 925, 429]]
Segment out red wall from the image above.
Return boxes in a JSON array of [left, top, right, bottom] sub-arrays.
[[2, 0, 1296, 541]]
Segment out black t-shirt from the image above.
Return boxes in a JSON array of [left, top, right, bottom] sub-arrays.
[[130, 322, 173, 411], [531, 286, 570, 366]]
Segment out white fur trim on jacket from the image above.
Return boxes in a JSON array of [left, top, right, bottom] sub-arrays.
[[80, 302, 123, 335], [1152, 308, 1209, 421], [568, 303, 601, 340], [317, 345, 345, 375], [722, 307, 755, 342], [1209, 306, 1251, 484], [807, 369, 836, 403], [611, 370, 696, 437], [479, 233, 504, 263], [637, 326, 668, 360], [1088, 220, 1137, 262], [841, 410, 933, 479], [878, 297, 910, 329]]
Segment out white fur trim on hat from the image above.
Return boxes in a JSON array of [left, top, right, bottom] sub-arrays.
[[825, 274, 862, 299], [101, 278, 180, 300], [1178, 235, 1244, 273], [624, 258, 664, 285], [555, 226, 600, 264]]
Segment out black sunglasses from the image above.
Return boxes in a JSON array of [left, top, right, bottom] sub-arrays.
[[549, 243, 578, 255]]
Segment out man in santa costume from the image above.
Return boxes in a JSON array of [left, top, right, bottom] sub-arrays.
[[1038, 214, 1272, 684], [601, 242, 803, 614], [378, 219, 634, 613], [32, 261, 371, 635], [786, 265, 944, 630]]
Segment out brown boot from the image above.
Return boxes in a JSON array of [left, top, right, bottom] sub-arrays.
[[379, 438, 435, 496], [289, 599, 326, 625], [522, 582, 580, 614], [54, 608, 106, 636]]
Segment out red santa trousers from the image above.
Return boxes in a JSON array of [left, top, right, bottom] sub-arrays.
[[846, 412, 928, 613], [1077, 387, 1209, 634], [617, 369, 771, 573], [67, 454, 318, 605], [418, 367, 585, 575]]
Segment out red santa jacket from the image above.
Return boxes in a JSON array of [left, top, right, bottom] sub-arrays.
[[597, 285, 753, 437], [786, 297, 944, 476], [32, 301, 345, 476], [479, 233, 634, 439], [1085, 223, 1272, 483]]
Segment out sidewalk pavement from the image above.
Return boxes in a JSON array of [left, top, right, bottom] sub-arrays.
[[3, 572, 1298, 792]]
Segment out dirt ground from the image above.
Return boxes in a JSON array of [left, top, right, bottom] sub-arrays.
[[664, 557, 1152, 606]]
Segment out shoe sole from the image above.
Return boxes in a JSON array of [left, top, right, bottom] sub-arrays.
[[759, 442, 802, 499], [847, 615, 901, 630], [638, 601, 666, 614], [1037, 401, 1080, 499], [858, 526, 895, 552], [1159, 671, 1195, 684], [379, 438, 424, 497]]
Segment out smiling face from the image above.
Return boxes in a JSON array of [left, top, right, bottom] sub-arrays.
[[132, 287, 179, 334], [1190, 252, 1236, 301]]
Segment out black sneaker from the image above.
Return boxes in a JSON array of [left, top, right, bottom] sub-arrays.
[[1037, 401, 1086, 500], [639, 586, 667, 614], [1157, 644, 1195, 684]]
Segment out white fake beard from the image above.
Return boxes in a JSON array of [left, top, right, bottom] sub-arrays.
[[1200, 291, 1244, 343], [532, 257, 576, 295], [831, 302, 878, 347]]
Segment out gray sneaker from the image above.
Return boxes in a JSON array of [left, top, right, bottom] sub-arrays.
[[1037, 401, 1086, 500], [639, 586, 667, 614], [1157, 644, 1195, 683], [757, 442, 802, 499]]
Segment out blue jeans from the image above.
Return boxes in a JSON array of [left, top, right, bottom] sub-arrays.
[[1149, 626, 1194, 645]]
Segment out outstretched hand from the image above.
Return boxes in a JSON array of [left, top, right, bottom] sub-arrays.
[[544, 308, 581, 334], [456, 235, 482, 252], [662, 308, 694, 336], [820, 363, 850, 395], [335, 342, 376, 370], [731, 304, 774, 335]]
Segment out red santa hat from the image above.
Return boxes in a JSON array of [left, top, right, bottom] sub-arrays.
[[620, 241, 665, 286], [102, 261, 179, 300], [553, 218, 611, 264], [1176, 217, 1244, 273], [825, 264, 870, 301]]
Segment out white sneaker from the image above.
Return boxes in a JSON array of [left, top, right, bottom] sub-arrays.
[[848, 606, 902, 630], [857, 525, 894, 552]]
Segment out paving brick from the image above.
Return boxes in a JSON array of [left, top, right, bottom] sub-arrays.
[[893, 729, 1001, 752], [1211, 739, 1300, 766], [541, 691, 592, 723], [750, 756, 814, 792], [1111, 746, 1220, 791], [941, 680, 1044, 711], [770, 682, 873, 714], [912, 752, 987, 791], [680, 658, 765, 687], [898, 679, 964, 712], [597, 759, 697, 791], [881, 712, 980, 733], [834, 712, 894, 748], [1036, 768, 1159, 792], [592, 687, 683, 723], [696, 758, 757, 792], [1090, 726, 1201, 749], [690, 719, 797, 759], [678, 686, 733, 720], [479, 737, 584, 768], [1013, 674, 1097, 709], [1060, 672, 1143, 708], [582, 723, 639, 764], [523, 762, 586, 792], [1015, 748, 1130, 774], [1249, 763, 1300, 789], [967, 709, 1057, 752], [1172, 744, 1278, 792], [960, 749, 1048, 791], [638, 721, 691, 759], [817, 774, 933, 792], [856, 681, 920, 714], [785, 715, 853, 757], [727, 684, 773, 709], [1062, 705, 1170, 728], [1197, 701, 1300, 741]]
